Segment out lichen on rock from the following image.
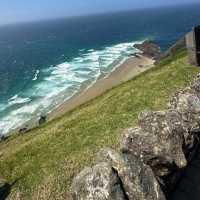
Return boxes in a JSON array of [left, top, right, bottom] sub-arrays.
[[121, 110, 186, 172], [97, 148, 166, 200], [71, 162, 126, 200], [169, 88, 200, 149]]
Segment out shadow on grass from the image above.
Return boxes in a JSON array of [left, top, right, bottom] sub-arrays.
[[0, 179, 19, 200]]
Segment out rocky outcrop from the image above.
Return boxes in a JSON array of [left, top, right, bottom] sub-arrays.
[[134, 40, 161, 60], [122, 110, 186, 170], [96, 148, 165, 200], [72, 150, 165, 200], [71, 162, 126, 200], [134, 37, 186, 64], [71, 74, 200, 200]]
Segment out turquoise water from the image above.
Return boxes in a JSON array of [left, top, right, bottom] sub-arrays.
[[0, 4, 200, 135]]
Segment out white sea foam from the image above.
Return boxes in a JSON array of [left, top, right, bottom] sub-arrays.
[[32, 70, 40, 81], [0, 40, 144, 135], [8, 95, 31, 106], [9, 94, 18, 101], [88, 49, 94, 52]]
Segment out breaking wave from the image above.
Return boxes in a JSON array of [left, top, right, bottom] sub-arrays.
[[0, 40, 143, 135]]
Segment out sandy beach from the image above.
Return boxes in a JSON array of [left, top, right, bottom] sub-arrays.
[[49, 54, 154, 120]]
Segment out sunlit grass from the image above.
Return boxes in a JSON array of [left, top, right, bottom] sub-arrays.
[[0, 50, 199, 199]]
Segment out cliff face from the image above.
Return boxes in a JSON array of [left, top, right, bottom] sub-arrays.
[[133, 38, 186, 64], [70, 73, 200, 200], [158, 37, 186, 63]]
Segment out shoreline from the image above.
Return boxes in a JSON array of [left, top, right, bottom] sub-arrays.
[[49, 54, 154, 120], [2, 54, 154, 137]]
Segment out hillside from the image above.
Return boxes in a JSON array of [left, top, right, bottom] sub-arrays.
[[0, 48, 200, 199]]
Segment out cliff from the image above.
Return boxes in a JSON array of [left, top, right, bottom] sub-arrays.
[[158, 37, 186, 62]]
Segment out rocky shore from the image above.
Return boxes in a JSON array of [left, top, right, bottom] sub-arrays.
[[134, 40, 161, 60], [69, 73, 200, 200], [133, 38, 187, 65]]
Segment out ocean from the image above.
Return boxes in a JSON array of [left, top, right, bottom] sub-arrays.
[[0, 4, 200, 135]]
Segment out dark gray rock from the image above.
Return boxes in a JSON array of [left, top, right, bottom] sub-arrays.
[[134, 40, 161, 60], [97, 148, 166, 200], [169, 89, 200, 145], [0, 135, 9, 142], [71, 162, 126, 200], [38, 115, 47, 125], [138, 110, 186, 169], [121, 110, 187, 173]]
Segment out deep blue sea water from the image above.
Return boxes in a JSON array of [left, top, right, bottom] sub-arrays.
[[0, 4, 200, 135]]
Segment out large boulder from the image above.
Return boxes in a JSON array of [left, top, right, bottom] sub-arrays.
[[71, 162, 126, 200], [121, 110, 187, 175], [169, 89, 200, 145], [97, 148, 166, 200]]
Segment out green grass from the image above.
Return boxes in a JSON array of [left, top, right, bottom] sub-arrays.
[[0, 50, 199, 199]]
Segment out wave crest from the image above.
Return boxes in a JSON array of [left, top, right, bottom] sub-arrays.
[[0, 40, 143, 135]]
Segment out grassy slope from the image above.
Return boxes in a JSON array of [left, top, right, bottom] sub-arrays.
[[0, 50, 200, 199]]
